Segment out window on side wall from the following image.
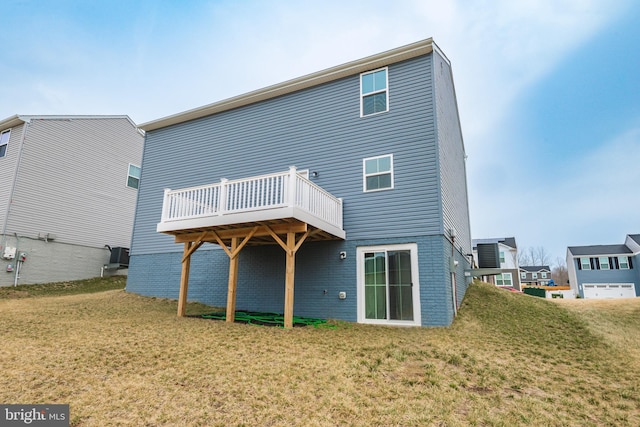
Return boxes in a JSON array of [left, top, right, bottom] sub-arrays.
[[363, 154, 393, 192], [360, 68, 388, 117], [127, 164, 141, 189], [499, 251, 505, 264], [0, 129, 10, 158]]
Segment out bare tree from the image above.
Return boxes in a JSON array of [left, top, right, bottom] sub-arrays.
[[518, 246, 551, 266], [552, 257, 569, 286]]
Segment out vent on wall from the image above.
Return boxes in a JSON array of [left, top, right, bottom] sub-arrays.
[[476, 243, 500, 268]]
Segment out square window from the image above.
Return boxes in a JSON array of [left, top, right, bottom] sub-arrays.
[[363, 154, 393, 192], [619, 256, 630, 269], [361, 68, 388, 117], [0, 129, 10, 158], [127, 164, 141, 189], [532, 273, 538, 279], [520, 272, 526, 279], [541, 272, 547, 278], [580, 257, 591, 270], [496, 273, 512, 286], [598, 256, 610, 270]]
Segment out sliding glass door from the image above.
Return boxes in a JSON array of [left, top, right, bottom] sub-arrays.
[[358, 244, 420, 325]]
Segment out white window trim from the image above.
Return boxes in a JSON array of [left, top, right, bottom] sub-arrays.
[[127, 163, 141, 189], [580, 257, 591, 270], [0, 129, 10, 158], [362, 154, 394, 192], [541, 272, 547, 278], [619, 256, 630, 269], [497, 272, 513, 286], [356, 243, 421, 326], [520, 272, 527, 279], [360, 67, 389, 118], [599, 256, 610, 270]]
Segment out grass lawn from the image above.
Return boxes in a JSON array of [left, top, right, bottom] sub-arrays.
[[1, 278, 639, 426]]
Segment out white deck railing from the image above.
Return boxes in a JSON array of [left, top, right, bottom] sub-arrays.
[[160, 167, 343, 231]]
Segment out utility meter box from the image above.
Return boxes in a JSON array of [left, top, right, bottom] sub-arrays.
[[3, 247, 16, 260]]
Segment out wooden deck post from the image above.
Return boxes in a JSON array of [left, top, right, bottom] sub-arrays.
[[284, 232, 296, 329], [226, 237, 239, 323], [177, 241, 192, 317]]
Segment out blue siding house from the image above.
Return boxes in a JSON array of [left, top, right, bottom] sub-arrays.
[[126, 38, 473, 327], [567, 234, 640, 298]]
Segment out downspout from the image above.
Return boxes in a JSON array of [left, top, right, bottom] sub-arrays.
[[450, 230, 458, 316], [1, 119, 30, 250]]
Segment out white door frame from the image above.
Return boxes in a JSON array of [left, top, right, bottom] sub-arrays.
[[356, 243, 421, 326]]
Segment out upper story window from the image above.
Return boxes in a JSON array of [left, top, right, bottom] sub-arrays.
[[361, 68, 388, 117], [499, 251, 505, 264], [0, 129, 10, 158], [618, 256, 630, 269], [598, 256, 610, 270], [127, 164, 141, 189], [541, 272, 547, 278], [363, 154, 393, 192], [532, 273, 538, 279], [580, 257, 591, 270], [520, 272, 527, 279]]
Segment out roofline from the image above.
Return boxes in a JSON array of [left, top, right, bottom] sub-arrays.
[[0, 115, 141, 133], [140, 38, 435, 132]]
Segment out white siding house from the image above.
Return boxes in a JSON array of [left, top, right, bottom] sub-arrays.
[[0, 115, 144, 286]]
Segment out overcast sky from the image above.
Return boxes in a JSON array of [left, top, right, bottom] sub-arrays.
[[2, 0, 638, 264]]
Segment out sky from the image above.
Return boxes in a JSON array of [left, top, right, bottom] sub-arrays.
[[1, 0, 639, 265]]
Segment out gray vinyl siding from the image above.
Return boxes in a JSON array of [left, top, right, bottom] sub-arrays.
[[433, 50, 472, 256], [5, 118, 143, 248], [132, 54, 440, 255], [0, 123, 26, 231]]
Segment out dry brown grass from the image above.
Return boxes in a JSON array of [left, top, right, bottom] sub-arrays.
[[1, 281, 639, 426]]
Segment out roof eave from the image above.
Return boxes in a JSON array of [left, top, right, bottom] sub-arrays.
[[140, 38, 434, 132], [0, 115, 27, 130]]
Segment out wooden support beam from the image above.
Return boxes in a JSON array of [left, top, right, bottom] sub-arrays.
[[226, 237, 240, 323], [173, 222, 307, 244], [284, 232, 296, 328], [177, 242, 192, 317], [181, 231, 208, 263]]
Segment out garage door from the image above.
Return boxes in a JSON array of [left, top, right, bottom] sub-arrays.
[[582, 283, 637, 299]]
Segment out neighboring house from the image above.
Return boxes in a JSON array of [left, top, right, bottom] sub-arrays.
[[0, 115, 144, 286], [472, 237, 521, 290], [567, 235, 640, 299], [126, 38, 473, 327], [519, 265, 552, 286]]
